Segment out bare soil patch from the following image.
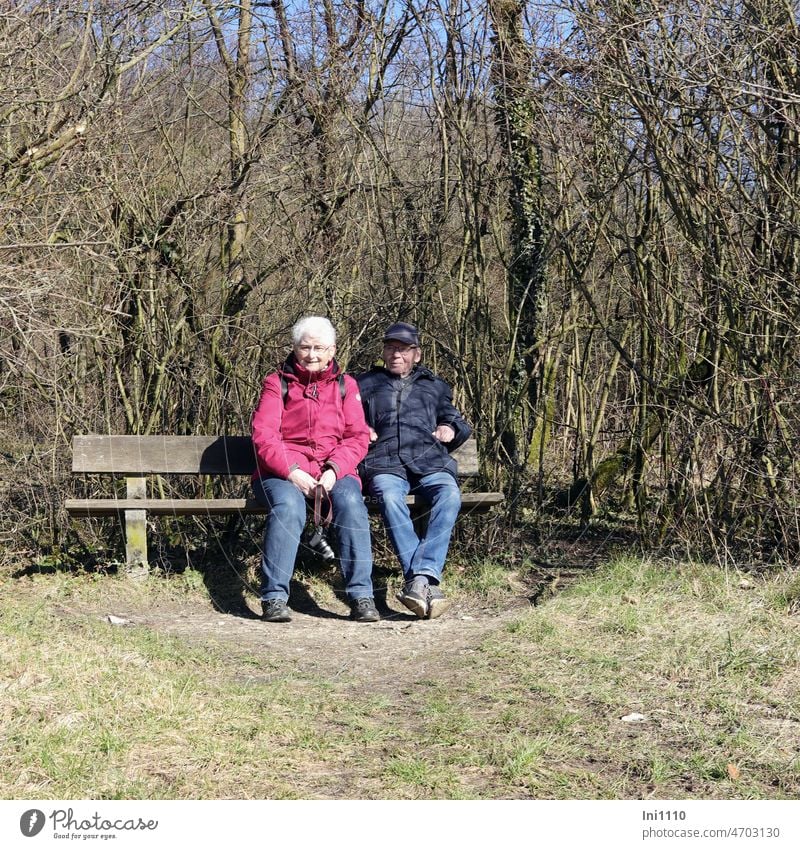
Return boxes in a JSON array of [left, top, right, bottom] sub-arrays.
[[42, 526, 602, 695], [54, 582, 537, 693]]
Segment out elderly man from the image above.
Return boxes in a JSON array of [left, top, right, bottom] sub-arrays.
[[357, 322, 471, 619]]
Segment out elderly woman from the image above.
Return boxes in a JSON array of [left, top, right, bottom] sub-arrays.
[[251, 316, 378, 623]]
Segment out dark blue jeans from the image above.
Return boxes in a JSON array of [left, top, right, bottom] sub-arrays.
[[252, 475, 374, 602]]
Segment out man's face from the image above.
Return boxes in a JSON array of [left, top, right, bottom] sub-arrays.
[[383, 340, 421, 377], [294, 335, 335, 372]]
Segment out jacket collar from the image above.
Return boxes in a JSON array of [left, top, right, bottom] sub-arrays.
[[378, 364, 433, 381], [283, 354, 340, 386]]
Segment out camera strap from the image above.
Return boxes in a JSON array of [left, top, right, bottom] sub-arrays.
[[311, 484, 333, 529]]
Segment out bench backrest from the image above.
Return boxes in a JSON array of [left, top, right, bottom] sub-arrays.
[[72, 435, 481, 477]]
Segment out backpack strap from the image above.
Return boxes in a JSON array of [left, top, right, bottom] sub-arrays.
[[280, 373, 346, 403]]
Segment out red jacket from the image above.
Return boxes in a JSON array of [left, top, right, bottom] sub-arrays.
[[251, 356, 370, 485]]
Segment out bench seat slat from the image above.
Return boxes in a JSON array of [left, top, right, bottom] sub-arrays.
[[65, 492, 505, 517], [66, 498, 266, 515]]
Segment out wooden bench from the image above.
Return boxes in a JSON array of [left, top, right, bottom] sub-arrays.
[[65, 435, 504, 571]]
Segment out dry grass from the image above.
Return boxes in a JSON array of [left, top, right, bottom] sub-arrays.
[[0, 558, 797, 799]]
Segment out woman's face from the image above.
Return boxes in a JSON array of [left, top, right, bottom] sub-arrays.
[[294, 334, 335, 372]]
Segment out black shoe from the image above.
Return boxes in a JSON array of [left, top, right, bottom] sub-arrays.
[[350, 597, 380, 622], [426, 584, 451, 620], [261, 598, 292, 622], [397, 576, 429, 618]]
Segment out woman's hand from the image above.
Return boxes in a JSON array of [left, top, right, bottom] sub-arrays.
[[288, 468, 318, 497], [318, 468, 337, 492]]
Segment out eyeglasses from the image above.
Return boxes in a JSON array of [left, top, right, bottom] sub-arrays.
[[296, 344, 332, 355], [383, 343, 418, 355]]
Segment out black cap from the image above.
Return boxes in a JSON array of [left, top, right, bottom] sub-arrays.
[[383, 322, 419, 346]]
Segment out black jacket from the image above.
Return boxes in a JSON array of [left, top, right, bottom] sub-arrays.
[[356, 365, 471, 481]]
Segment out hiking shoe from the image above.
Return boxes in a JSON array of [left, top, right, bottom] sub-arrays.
[[397, 575, 429, 618], [426, 584, 451, 620], [350, 597, 380, 622], [261, 598, 292, 623]]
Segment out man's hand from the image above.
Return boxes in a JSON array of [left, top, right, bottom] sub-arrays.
[[288, 468, 318, 497], [318, 468, 337, 493], [369, 427, 378, 442], [433, 424, 456, 443]]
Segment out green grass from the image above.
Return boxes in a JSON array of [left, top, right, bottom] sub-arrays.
[[1, 557, 797, 799], [471, 557, 800, 798]]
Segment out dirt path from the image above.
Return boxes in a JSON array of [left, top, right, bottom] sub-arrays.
[[90, 589, 536, 688]]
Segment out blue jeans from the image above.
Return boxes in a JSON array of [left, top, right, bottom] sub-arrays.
[[252, 475, 374, 602], [368, 472, 461, 583]]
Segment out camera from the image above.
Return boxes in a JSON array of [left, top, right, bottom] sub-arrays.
[[303, 524, 336, 561]]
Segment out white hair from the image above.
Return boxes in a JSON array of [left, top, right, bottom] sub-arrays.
[[291, 315, 337, 346]]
